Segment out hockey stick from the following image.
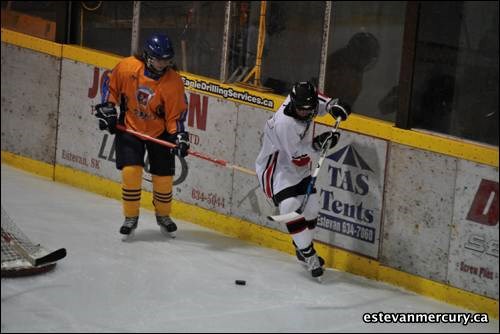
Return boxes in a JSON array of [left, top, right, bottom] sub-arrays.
[[267, 116, 342, 223], [115, 124, 256, 176], [1, 228, 67, 267]]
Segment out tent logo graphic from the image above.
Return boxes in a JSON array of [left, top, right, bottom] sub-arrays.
[[326, 145, 373, 172]]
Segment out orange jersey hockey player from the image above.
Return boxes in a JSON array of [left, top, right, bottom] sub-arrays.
[[95, 33, 188, 240]]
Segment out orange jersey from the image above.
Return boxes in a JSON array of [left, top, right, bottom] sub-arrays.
[[105, 56, 187, 138]]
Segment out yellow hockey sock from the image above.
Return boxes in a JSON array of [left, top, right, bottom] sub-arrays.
[[152, 175, 173, 216], [122, 165, 143, 217]]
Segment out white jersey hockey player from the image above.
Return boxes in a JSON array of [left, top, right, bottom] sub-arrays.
[[255, 81, 350, 279]]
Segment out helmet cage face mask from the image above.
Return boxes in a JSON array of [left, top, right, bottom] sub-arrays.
[[145, 55, 174, 76], [290, 82, 319, 121], [294, 104, 319, 121], [143, 34, 175, 77]]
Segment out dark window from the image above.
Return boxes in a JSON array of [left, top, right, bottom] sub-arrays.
[[411, 1, 498, 146], [139, 1, 226, 79], [1, 1, 59, 21], [78, 1, 133, 57], [324, 2, 406, 122], [228, 1, 325, 95], [1, 1, 65, 42]]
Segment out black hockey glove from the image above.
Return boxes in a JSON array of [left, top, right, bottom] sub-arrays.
[[174, 132, 190, 158], [95, 102, 118, 134], [326, 98, 351, 121], [312, 132, 340, 151]]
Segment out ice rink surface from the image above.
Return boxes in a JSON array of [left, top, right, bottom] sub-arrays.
[[1, 163, 498, 333]]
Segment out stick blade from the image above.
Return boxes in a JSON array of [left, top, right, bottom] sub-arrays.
[[34, 248, 67, 267], [267, 211, 303, 223]]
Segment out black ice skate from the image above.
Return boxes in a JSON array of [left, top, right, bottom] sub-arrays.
[[296, 243, 324, 282], [120, 216, 138, 241], [293, 241, 325, 267], [156, 216, 177, 238], [304, 254, 324, 281]]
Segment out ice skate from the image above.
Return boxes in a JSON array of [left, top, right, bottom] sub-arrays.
[[294, 241, 325, 267], [296, 243, 324, 282], [120, 216, 138, 241], [304, 254, 324, 282], [156, 215, 177, 238]]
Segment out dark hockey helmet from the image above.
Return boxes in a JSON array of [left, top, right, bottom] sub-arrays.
[[143, 33, 175, 77], [290, 81, 319, 121]]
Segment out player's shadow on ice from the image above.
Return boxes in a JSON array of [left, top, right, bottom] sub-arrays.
[[173, 229, 259, 253], [125, 227, 254, 252], [316, 268, 416, 297], [294, 270, 418, 311], [122, 229, 176, 242]]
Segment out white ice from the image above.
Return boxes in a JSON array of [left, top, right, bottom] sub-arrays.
[[1, 163, 498, 333]]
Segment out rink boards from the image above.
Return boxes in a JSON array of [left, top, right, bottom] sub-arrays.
[[1, 29, 498, 313]]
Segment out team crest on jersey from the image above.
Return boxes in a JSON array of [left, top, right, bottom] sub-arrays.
[[136, 86, 155, 107]]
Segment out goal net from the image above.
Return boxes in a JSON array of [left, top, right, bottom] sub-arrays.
[[1, 206, 59, 277]]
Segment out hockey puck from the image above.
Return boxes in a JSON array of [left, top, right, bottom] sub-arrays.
[[235, 280, 246, 285]]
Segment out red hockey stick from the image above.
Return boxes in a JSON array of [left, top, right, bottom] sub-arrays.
[[116, 124, 256, 176]]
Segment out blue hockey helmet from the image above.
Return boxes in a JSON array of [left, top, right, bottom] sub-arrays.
[[144, 33, 175, 60], [143, 33, 175, 77]]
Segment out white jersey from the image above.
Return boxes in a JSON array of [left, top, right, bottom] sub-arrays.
[[255, 93, 332, 203]]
